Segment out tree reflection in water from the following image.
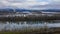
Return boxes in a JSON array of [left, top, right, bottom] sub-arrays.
[[0, 21, 60, 31]]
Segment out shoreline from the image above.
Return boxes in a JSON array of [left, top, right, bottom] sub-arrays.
[[0, 27, 60, 34], [0, 12, 60, 21], [0, 16, 60, 21]]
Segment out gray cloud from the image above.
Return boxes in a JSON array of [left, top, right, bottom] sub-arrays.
[[0, 0, 60, 9]]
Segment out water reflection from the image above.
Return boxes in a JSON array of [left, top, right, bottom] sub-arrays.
[[0, 21, 60, 31]]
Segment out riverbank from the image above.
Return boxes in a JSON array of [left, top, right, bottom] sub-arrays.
[[0, 15, 60, 21], [0, 27, 60, 34], [0, 11, 60, 21]]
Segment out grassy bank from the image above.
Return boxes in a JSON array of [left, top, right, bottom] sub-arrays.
[[0, 27, 60, 34]]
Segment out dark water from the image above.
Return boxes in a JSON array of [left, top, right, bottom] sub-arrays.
[[0, 21, 60, 31]]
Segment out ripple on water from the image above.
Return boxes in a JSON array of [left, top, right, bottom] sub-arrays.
[[0, 21, 60, 31]]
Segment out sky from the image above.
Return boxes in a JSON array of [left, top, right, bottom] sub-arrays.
[[0, 0, 60, 10]]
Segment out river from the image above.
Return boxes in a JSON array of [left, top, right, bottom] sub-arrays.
[[0, 21, 60, 31]]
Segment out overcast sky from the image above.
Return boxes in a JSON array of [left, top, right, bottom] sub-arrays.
[[0, 0, 60, 10]]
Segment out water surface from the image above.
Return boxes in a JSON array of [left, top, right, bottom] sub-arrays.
[[0, 21, 60, 31]]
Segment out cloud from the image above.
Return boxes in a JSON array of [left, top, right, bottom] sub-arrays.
[[53, 0, 60, 2], [0, 0, 49, 8], [0, 0, 60, 9]]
